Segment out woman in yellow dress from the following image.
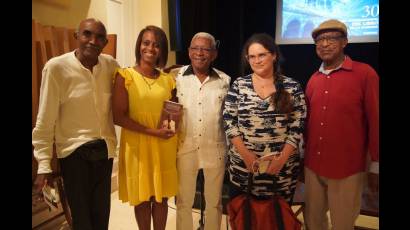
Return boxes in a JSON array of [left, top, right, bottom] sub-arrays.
[[112, 25, 177, 230]]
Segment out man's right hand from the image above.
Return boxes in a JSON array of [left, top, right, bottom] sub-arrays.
[[33, 173, 54, 194]]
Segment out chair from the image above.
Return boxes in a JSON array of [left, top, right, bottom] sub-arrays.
[[291, 181, 305, 217], [354, 185, 379, 230], [103, 34, 117, 58]]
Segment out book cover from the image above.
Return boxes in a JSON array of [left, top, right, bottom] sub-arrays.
[[255, 146, 281, 174], [158, 100, 183, 132]]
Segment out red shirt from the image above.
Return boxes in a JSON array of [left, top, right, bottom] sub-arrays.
[[304, 56, 379, 179]]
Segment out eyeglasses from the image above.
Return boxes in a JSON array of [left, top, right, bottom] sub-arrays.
[[246, 52, 271, 62], [189, 46, 214, 53], [314, 35, 345, 45]]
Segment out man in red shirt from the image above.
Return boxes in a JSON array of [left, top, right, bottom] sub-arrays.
[[304, 19, 379, 230]]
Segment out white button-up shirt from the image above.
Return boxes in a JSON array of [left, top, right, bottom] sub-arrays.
[[32, 51, 119, 174], [175, 65, 230, 169]]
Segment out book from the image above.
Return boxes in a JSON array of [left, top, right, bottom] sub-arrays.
[[158, 100, 183, 132], [255, 146, 281, 174], [42, 183, 60, 211]]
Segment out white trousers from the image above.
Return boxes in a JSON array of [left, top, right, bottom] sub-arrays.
[[176, 152, 225, 230]]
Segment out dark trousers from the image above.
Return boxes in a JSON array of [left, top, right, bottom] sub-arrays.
[[59, 140, 113, 230]]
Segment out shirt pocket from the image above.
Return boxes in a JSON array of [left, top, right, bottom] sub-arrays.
[[215, 88, 227, 104], [176, 82, 191, 106], [177, 107, 188, 143], [207, 88, 226, 115], [177, 134, 195, 156]]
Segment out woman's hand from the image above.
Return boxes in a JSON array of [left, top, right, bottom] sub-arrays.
[[241, 151, 258, 172], [265, 153, 288, 175], [154, 127, 176, 139], [262, 144, 295, 175]]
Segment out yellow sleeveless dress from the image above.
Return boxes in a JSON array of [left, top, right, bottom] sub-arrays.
[[116, 67, 178, 206]]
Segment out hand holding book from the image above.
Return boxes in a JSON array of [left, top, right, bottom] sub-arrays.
[[158, 100, 183, 133], [252, 146, 282, 174], [42, 182, 60, 211]]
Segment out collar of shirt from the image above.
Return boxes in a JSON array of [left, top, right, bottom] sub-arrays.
[[71, 51, 105, 73], [318, 55, 353, 75], [182, 65, 221, 79]]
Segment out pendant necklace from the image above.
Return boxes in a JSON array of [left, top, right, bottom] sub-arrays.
[[253, 74, 274, 98], [141, 75, 158, 90], [137, 68, 159, 90]]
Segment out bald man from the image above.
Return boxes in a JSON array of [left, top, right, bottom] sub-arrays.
[[33, 18, 120, 230]]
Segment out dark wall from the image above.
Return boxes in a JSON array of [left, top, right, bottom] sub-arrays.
[[172, 0, 379, 89], [279, 43, 379, 88]]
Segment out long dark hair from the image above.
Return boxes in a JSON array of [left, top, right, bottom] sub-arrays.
[[241, 33, 293, 114], [135, 25, 168, 68]]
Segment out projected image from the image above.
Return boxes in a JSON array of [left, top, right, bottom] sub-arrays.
[[276, 0, 379, 44]]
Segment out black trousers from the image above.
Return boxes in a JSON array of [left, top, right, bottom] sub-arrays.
[[59, 140, 113, 230]]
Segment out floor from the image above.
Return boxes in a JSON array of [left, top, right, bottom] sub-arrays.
[[34, 160, 378, 229], [34, 190, 378, 230], [108, 193, 230, 230]]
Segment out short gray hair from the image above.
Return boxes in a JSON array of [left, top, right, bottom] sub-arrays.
[[191, 32, 216, 49]]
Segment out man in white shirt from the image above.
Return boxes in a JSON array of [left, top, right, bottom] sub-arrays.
[[32, 18, 119, 230], [174, 32, 231, 230]]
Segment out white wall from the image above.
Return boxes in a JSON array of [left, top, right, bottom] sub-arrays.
[[33, 0, 177, 152], [105, 0, 176, 68], [32, 0, 175, 67]]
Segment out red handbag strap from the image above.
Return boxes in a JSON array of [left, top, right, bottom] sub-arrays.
[[273, 196, 285, 230], [244, 174, 252, 230]]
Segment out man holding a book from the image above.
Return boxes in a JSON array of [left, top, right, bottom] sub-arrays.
[[32, 19, 119, 230]]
